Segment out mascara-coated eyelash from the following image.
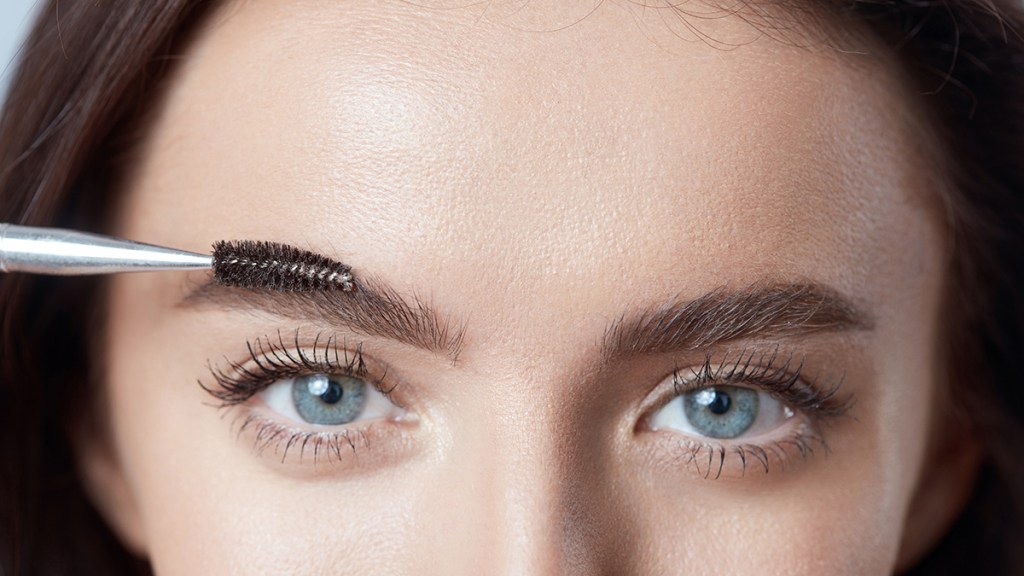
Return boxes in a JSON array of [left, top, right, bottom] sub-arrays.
[[201, 329, 392, 407], [644, 346, 854, 480], [675, 346, 853, 419], [200, 330, 403, 465]]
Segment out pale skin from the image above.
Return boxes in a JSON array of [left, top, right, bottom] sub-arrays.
[[81, 1, 981, 574]]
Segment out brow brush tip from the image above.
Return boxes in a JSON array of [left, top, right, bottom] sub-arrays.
[[211, 240, 355, 292]]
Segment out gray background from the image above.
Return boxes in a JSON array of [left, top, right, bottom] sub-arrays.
[[0, 0, 41, 105]]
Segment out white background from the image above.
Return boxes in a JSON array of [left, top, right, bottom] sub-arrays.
[[0, 0, 41, 105]]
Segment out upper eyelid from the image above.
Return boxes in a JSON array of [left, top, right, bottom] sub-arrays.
[[205, 335, 854, 421], [251, 330, 365, 376], [201, 331, 385, 406], [668, 348, 855, 420]]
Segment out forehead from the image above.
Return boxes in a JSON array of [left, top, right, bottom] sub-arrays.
[[124, 0, 940, 342]]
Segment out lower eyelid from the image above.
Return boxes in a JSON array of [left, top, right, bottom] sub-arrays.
[[229, 408, 417, 469], [241, 412, 369, 461], [638, 421, 831, 481]]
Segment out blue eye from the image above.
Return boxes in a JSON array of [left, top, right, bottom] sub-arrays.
[[651, 385, 793, 440], [292, 374, 367, 425], [682, 386, 758, 438], [259, 373, 401, 427]]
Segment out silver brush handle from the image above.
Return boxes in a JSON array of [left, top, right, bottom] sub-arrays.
[[0, 224, 213, 275]]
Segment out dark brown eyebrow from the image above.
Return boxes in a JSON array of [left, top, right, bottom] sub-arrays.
[[603, 282, 873, 358], [181, 276, 465, 361]]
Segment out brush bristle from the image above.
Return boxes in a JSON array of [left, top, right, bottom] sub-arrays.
[[212, 240, 355, 292]]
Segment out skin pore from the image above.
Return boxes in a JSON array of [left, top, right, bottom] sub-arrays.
[[82, 0, 979, 573]]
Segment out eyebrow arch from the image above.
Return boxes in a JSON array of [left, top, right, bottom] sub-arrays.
[[603, 282, 874, 358], [181, 275, 466, 361]]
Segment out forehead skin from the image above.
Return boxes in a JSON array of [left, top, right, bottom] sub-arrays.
[[104, 0, 945, 574]]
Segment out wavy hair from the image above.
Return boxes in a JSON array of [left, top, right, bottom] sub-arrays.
[[0, 1, 1021, 573]]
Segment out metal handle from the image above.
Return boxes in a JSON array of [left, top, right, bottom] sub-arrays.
[[0, 224, 212, 275]]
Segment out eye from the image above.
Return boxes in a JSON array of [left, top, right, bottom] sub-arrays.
[[650, 385, 795, 440], [260, 373, 403, 427]]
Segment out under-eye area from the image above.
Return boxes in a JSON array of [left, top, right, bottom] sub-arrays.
[[201, 329, 414, 466], [638, 346, 854, 480]]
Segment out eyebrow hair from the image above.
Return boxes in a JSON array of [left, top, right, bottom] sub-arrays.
[[181, 276, 466, 361], [603, 282, 873, 358], [184, 276, 866, 363]]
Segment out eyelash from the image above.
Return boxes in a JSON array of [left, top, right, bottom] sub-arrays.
[[660, 346, 853, 480], [203, 335, 852, 474], [201, 330, 394, 464]]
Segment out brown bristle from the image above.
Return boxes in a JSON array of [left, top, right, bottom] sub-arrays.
[[211, 240, 354, 292]]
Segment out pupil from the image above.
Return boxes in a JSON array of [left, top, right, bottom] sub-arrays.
[[706, 390, 731, 415], [311, 379, 343, 404]]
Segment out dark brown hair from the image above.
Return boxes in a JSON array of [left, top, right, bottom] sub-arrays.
[[0, 1, 1021, 574]]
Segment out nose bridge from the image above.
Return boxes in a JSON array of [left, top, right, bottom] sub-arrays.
[[466, 370, 622, 576], [479, 387, 570, 576]]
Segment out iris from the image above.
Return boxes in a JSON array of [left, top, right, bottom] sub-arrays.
[[292, 373, 367, 425], [682, 386, 758, 439]]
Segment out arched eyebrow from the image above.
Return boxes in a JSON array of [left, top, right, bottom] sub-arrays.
[[180, 275, 466, 361], [603, 282, 874, 358], [182, 275, 868, 364]]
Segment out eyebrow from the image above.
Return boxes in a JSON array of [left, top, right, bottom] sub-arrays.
[[603, 282, 873, 358], [181, 276, 466, 361], [183, 275, 868, 363]]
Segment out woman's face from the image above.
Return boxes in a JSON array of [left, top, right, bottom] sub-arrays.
[[90, 1, 973, 574]]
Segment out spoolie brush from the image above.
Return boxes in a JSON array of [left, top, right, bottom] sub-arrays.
[[211, 240, 354, 292], [0, 224, 356, 292]]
